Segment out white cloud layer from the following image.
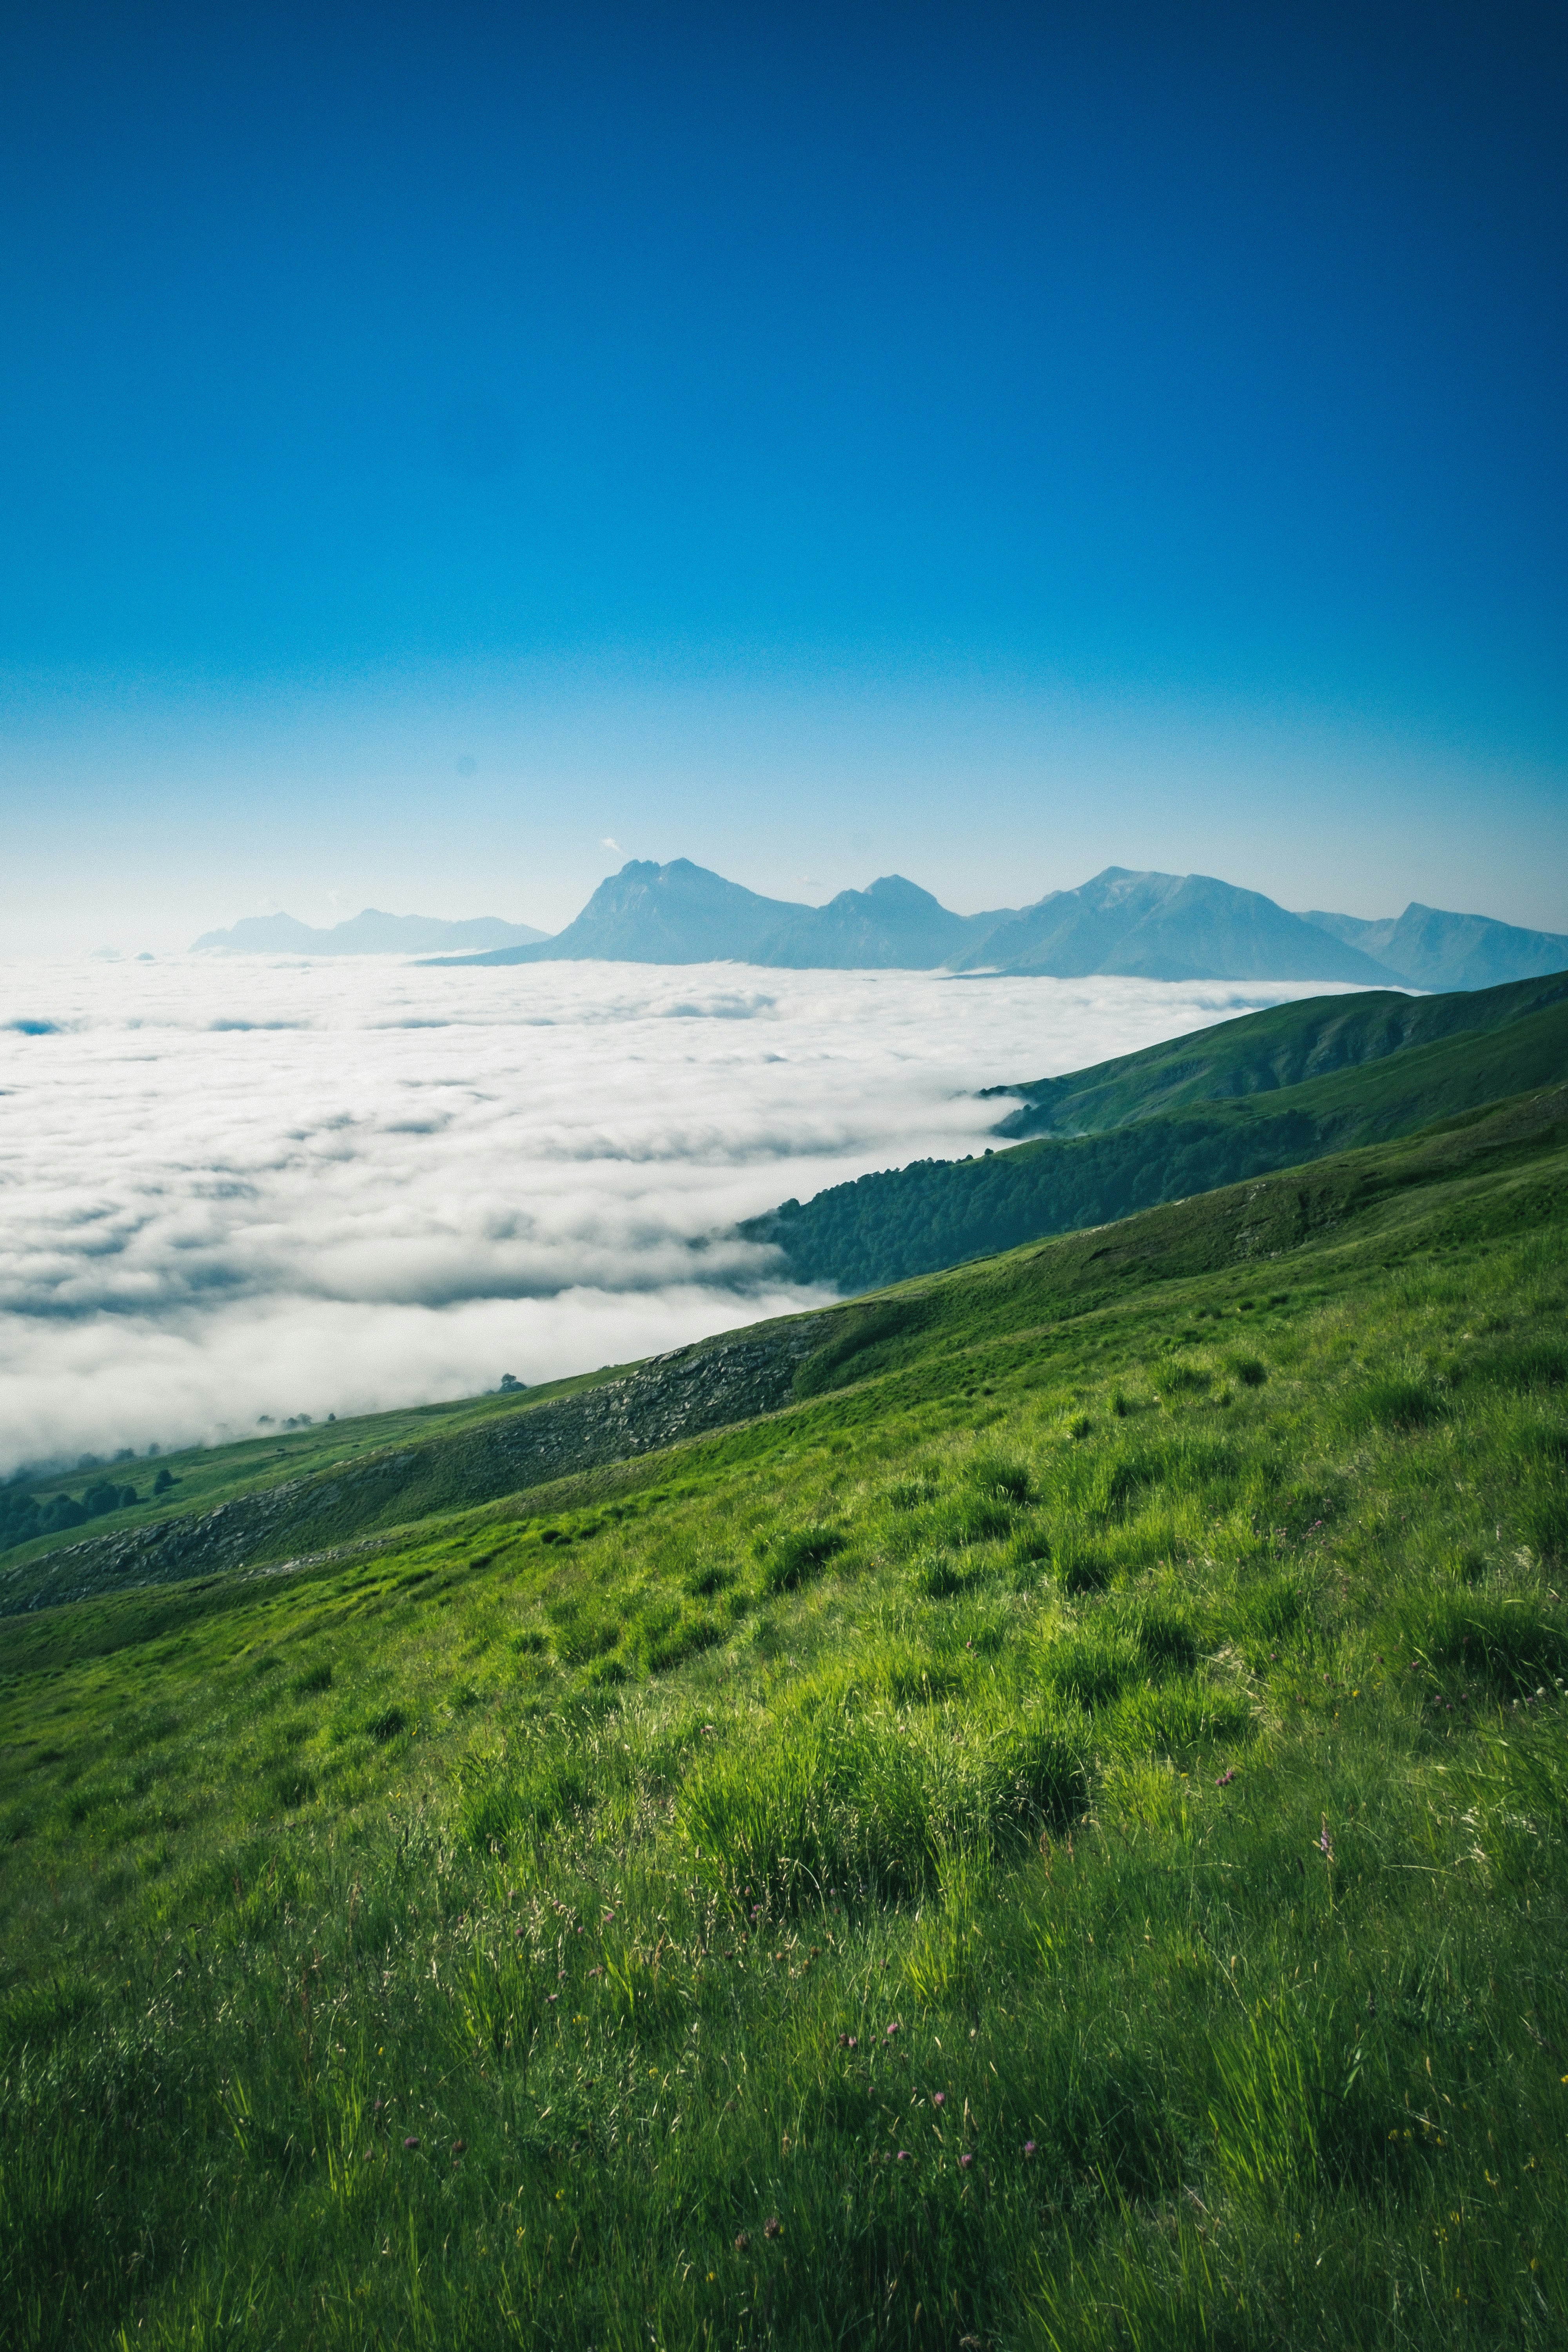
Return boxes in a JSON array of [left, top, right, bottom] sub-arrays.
[[0, 957, 1352, 1470]]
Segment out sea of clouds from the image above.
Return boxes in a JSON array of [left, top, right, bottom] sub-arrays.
[[0, 957, 1351, 1471]]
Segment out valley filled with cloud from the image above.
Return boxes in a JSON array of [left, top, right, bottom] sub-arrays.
[[0, 957, 1342, 1470]]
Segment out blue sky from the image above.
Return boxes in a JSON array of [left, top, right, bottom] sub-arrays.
[[3, 0, 1565, 951]]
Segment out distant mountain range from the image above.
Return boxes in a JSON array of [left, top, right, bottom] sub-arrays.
[[1296, 903, 1568, 993], [191, 909, 549, 956], [426, 857, 1568, 991], [187, 866, 1568, 988], [945, 867, 1396, 983]]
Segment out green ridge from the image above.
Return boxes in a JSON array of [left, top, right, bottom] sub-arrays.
[[748, 973, 1568, 1292], [1, 1081, 1567, 2346]]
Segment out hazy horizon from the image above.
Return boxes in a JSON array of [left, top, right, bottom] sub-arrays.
[[18, 828, 1568, 969]]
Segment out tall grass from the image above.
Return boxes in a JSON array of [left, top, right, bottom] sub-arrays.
[[1, 1188, 1566, 2345]]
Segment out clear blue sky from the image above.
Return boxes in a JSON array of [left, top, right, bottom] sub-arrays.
[[3, 0, 1565, 951]]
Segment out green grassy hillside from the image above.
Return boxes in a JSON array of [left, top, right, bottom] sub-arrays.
[[748, 984, 1568, 1294], [2, 1085, 1567, 2347], [0, 1358, 644, 1582], [992, 970, 1568, 1139]]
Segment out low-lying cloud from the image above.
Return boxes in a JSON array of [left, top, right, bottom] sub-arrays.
[[0, 956, 1349, 1470]]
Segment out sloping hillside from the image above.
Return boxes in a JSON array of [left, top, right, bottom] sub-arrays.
[[2, 1072, 1565, 2351], [990, 970, 1568, 1139], [749, 978, 1568, 1293]]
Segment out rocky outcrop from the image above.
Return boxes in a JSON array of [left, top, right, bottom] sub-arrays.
[[2, 1314, 832, 1616]]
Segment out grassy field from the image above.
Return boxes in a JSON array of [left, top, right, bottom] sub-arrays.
[[2, 1085, 1567, 2348]]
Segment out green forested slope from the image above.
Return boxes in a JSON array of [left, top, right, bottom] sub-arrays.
[[748, 986, 1568, 1293], [1, 1084, 1567, 2349], [991, 968, 1568, 1138]]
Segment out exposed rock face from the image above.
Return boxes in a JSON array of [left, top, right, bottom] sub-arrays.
[[2, 1316, 830, 1616]]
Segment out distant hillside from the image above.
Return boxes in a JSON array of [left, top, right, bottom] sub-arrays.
[[1300, 900, 1568, 990], [949, 867, 1401, 984], [988, 968, 1568, 1139], [192, 908, 550, 955], [745, 971, 1568, 1292]]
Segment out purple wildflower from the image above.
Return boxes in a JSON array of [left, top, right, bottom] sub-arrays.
[[1317, 1817, 1334, 1862], [933, 2091, 946, 2107], [1023, 2140, 1037, 2157], [896, 2150, 911, 2162], [959, 2152, 974, 2169], [403, 2135, 419, 2150]]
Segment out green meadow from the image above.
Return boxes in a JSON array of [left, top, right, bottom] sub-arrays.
[[3, 1083, 1568, 2348]]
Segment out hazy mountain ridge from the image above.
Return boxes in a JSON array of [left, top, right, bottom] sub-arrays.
[[194, 865, 1568, 987], [428, 856, 1566, 987], [444, 858, 807, 965], [750, 874, 1011, 969], [191, 908, 550, 955], [1299, 900, 1568, 991], [949, 866, 1401, 984]]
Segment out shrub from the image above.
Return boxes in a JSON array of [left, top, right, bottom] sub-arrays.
[[883, 1651, 967, 1707], [456, 1748, 591, 1851], [887, 1472, 942, 1509], [1341, 1377, 1445, 1434], [679, 1682, 1086, 1912], [917, 1551, 984, 1599], [1233, 1573, 1308, 1651], [966, 1449, 1035, 1504], [1405, 1589, 1568, 1695], [644, 1607, 727, 1674], [1053, 1528, 1112, 1594], [929, 1490, 1016, 1546], [1110, 1677, 1254, 1751], [977, 1711, 1089, 1838], [1124, 1602, 1200, 1671], [1466, 1342, 1568, 1394], [1039, 1629, 1143, 1710], [762, 1524, 845, 1593], [1523, 1485, 1568, 1564], [684, 1561, 736, 1598]]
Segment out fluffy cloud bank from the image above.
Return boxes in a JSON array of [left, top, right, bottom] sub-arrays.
[[0, 956, 1346, 1468]]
